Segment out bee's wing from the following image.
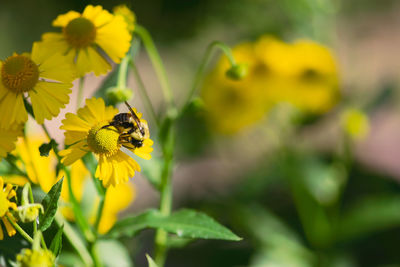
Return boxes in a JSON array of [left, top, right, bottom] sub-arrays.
[[124, 101, 144, 134]]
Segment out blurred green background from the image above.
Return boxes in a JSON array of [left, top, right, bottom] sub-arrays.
[[2, 0, 400, 266]]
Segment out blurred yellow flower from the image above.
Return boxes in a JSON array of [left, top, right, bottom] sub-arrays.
[[16, 248, 55, 267], [40, 5, 131, 77], [59, 97, 153, 187], [0, 177, 17, 240], [113, 4, 136, 33], [341, 108, 370, 140], [5, 134, 135, 233], [202, 36, 340, 134], [0, 42, 74, 127]]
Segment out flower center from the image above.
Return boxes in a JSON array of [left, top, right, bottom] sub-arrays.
[[87, 123, 121, 156], [0, 190, 8, 217], [1, 55, 39, 93], [63, 17, 97, 48]]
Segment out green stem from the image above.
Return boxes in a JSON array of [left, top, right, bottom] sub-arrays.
[[6, 214, 33, 243], [117, 56, 130, 89], [129, 61, 160, 127], [55, 213, 94, 267], [93, 195, 105, 234], [182, 41, 236, 112], [89, 242, 103, 267], [154, 121, 175, 266], [76, 77, 85, 109], [134, 25, 175, 109], [27, 185, 47, 249]]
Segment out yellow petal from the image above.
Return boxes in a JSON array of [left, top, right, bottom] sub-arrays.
[[76, 46, 111, 76], [0, 92, 27, 128], [96, 15, 131, 63], [61, 112, 92, 132], [60, 143, 88, 166], [53, 11, 81, 27]]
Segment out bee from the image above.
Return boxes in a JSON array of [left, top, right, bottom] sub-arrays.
[[100, 101, 150, 149]]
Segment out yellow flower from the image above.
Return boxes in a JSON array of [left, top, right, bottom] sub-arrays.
[[201, 42, 270, 134], [341, 108, 370, 140], [5, 134, 135, 233], [0, 124, 23, 160], [0, 177, 17, 240], [113, 4, 136, 33], [0, 42, 75, 127], [16, 248, 55, 267], [59, 97, 153, 187], [40, 5, 132, 77]]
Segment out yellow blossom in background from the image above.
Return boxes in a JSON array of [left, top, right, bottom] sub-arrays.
[[16, 248, 55, 267], [5, 134, 135, 233], [341, 108, 370, 140], [0, 42, 75, 127], [0, 125, 23, 160], [40, 5, 131, 77], [202, 36, 340, 134], [202, 42, 269, 134], [0, 177, 17, 240], [59, 97, 153, 187], [113, 4, 136, 33]]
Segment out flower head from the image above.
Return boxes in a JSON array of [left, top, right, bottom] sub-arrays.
[[16, 248, 55, 267], [59, 97, 153, 187], [0, 177, 17, 240], [113, 4, 136, 33], [0, 42, 75, 127], [40, 5, 132, 77]]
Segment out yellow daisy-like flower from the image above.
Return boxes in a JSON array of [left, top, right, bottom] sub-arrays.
[[40, 5, 132, 77], [0, 177, 17, 240], [0, 42, 75, 127], [0, 124, 23, 160], [16, 248, 55, 267], [59, 97, 153, 187], [113, 4, 136, 33], [4, 134, 135, 233]]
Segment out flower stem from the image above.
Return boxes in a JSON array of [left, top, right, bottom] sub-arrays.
[[77, 77, 85, 109], [55, 213, 94, 267], [117, 56, 130, 89], [154, 119, 175, 266], [129, 60, 160, 127], [182, 41, 236, 112], [134, 25, 175, 110], [6, 214, 33, 243]]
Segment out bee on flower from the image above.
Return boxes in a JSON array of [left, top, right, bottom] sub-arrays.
[[39, 5, 132, 77], [59, 97, 153, 187]]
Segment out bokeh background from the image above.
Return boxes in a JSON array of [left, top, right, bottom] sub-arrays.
[[2, 0, 400, 266]]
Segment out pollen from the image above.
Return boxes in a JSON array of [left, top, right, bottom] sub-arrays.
[[63, 17, 97, 48], [87, 123, 121, 156], [1, 55, 39, 93]]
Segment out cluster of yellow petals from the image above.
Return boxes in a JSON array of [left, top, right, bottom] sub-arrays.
[[202, 36, 339, 134], [0, 177, 17, 240], [39, 5, 132, 77]]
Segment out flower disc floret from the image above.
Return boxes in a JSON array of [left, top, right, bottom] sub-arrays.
[[63, 17, 96, 48], [87, 124, 121, 156], [1, 55, 39, 93]]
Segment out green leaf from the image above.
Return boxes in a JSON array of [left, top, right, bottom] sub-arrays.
[[96, 240, 132, 267], [146, 254, 158, 267], [108, 209, 241, 241], [39, 178, 63, 232], [49, 225, 63, 257], [39, 139, 57, 157], [338, 195, 400, 241]]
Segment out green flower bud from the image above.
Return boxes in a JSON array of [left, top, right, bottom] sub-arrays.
[[106, 87, 133, 104], [226, 64, 248, 80], [17, 248, 55, 267]]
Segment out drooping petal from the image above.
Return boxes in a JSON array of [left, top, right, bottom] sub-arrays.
[[59, 143, 89, 166], [0, 92, 27, 128], [96, 15, 131, 63], [61, 112, 92, 132], [75, 46, 111, 76]]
